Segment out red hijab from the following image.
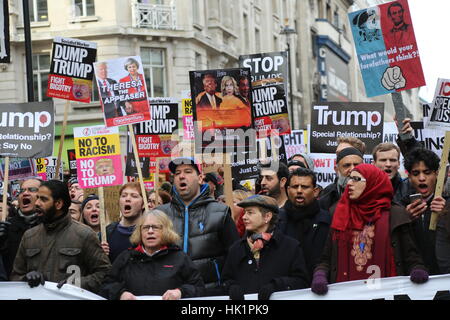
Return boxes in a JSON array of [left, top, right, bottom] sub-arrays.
[[332, 163, 394, 233], [332, 164, 397, 282]]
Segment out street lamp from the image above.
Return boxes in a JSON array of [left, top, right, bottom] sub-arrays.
[[280, 19, 296, 128]]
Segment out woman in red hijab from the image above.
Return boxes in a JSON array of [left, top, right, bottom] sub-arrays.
[[311, 163, 428, 295]]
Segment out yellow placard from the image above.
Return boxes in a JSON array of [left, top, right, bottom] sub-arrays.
[[75, 134, 121, 159]]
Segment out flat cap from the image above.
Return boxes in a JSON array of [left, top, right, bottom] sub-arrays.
[[237, 195, 279, 214]]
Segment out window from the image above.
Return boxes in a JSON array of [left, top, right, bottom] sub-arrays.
[[272, 0, 279, 15], [73, 0, 95, 17], [29, 0, 48, 22], [32, 54, 51, 102], [195, 52, 202, 70], [141, 48, 167, 97], [255, 27, 261, 52], [318, 0, 323, 19], [326, 2, 331, 21], [333, 9, 339, 29], [243, 13, 249, 52]]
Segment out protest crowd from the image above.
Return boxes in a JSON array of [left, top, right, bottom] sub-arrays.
[[1, 0, 450, 301]]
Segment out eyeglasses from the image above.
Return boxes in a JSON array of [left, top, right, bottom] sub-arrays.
[[347, 176, 366, 183], [141, 224, 163, 232], [19, 187, 39, 194]]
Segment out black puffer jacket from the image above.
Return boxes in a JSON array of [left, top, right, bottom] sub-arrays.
[[157, 184, 239, 287], [100, 245, 204, 299]]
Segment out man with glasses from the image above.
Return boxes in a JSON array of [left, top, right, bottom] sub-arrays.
[[0, 179, 42, 277], [319, 147, 364, 213]]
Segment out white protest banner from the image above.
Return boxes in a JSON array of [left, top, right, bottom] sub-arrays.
[[94, 56, 151, 127], [427, 78, 450, 129], [283, 130, 307, 160], [74, 125, 123, 189], [0, 101, 54, 158], [134, 275, 450, 300], [311, 153, 374, 189], [47, 37, 97, 103], [411, 121, 446, 159], [0, 282, 105, 300]]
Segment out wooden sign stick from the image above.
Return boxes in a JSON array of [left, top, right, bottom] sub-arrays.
[[98, 186, 107, 243], [154, 158, 160, 192], [128, 124, 149, 212], [1, 157, 10, 222], [223, 153, 234, 210], [55, 100, 70, 179], [430, 131, 450, 230]]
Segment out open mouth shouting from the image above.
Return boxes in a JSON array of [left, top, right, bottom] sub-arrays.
[[417, 183, 430, 196], [178, 182, 188, 192], [122, 204, 133, 214], [89, 213, 99, 224]]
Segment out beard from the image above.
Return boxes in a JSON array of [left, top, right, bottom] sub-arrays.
[[337, 174, 348, 194], [261, 182, 281, 198], [42, 206, 58, 224]]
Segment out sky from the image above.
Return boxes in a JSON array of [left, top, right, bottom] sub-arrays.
[[408, 0, 450, 103]]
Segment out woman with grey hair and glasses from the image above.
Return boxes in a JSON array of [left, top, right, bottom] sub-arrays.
[[119, 57, 149, 115], [100, 210, 204, 300]]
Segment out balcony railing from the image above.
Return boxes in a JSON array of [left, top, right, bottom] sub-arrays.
[[133, 1, 177, 30]]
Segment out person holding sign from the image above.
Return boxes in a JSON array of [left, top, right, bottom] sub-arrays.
[[311, 164, 428, 295], [119, 58, 148, 114], [401, 148, 446, 275], [100, 210, 204, 300], [10, 180, 111, 293]]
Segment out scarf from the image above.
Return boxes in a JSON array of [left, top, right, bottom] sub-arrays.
[[17, 210, 40, 226], [332, 164, 393, 234], [283, 200, 319, 244], [247, 232, 272, 264], [331, 164, 396, 282]]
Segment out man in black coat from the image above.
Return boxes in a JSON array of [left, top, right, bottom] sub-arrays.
[[221, 195, 309, 300], [157, 157, 239, 289], [0, 179, 42, 277], [279, 168, 330, 280]]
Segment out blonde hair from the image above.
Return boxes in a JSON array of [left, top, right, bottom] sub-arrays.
[[232, 189, 252, 203], [221, 76, 239, 96], [130, 210, 180, 247]]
